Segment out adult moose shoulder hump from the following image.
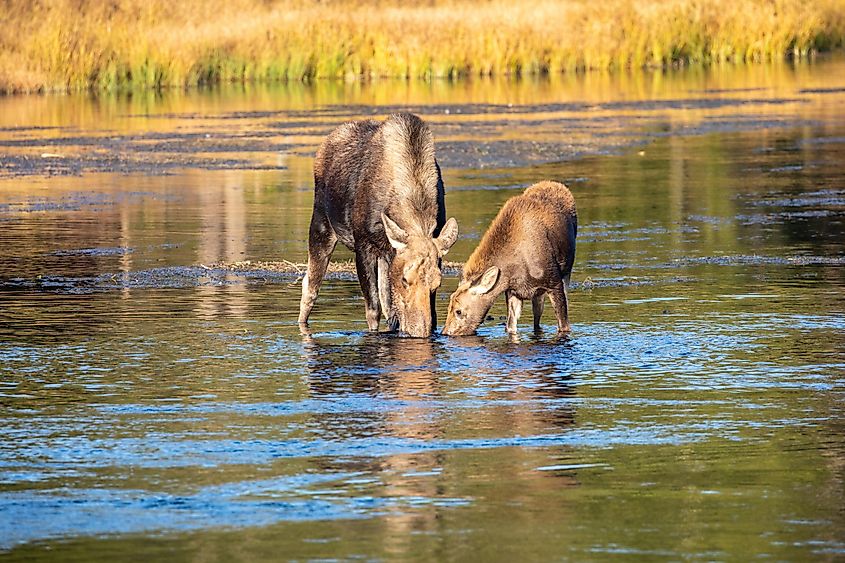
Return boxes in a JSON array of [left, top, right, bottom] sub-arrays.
[[442, 180, 577, 336], [298, 113, 459, 337]]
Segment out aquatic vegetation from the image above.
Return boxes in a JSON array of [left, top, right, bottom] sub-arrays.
[[2, 0, 844, 93]]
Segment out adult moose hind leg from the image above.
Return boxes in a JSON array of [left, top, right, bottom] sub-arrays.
[[356, 248, 383, 332], [298, 208, 337, 326]]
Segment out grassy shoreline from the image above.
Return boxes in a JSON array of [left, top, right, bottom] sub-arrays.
[[2, 0, 845, 94]]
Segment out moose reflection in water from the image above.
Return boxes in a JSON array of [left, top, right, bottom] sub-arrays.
[[302, 333, 579, 442], [298, 113, 458, 337], [300, 331, 578, 556]]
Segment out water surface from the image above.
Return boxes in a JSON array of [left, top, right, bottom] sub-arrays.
[[1, 59, 845, 560]]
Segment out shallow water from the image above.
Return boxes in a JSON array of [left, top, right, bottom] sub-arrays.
[[1, 58, 844, 560]]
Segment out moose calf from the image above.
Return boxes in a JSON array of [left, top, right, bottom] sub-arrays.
[[298, 113, 458, 337], [442, 181, 577, 336]]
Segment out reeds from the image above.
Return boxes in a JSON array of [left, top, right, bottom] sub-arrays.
[[2, 0, 844, 93]]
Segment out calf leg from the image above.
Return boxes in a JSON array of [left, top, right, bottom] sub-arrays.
[[506, 290, 523, 334], [532, 292, 545, 332], [548, 281, 571, 333], [356, 249, 382, 331], [298, 211, 337, 326]]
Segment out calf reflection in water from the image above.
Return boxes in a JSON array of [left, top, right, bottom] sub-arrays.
[[298, 113, 458, 337], [443, 181, 577, 337]]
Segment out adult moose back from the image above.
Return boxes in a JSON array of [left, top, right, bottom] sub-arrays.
[[298, 113, 458, 337]]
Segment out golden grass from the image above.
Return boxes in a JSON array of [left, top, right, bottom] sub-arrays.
[[2, 0, 844, 93]]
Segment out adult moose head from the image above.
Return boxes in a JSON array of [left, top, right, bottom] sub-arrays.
[[298, 113, 458, 337], [381, 212, 458, 336]]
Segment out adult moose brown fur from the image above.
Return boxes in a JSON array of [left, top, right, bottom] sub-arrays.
[[298, 113, 459, 337], [442, 181, 576, 336]]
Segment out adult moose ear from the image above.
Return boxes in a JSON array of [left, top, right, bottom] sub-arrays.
[[434, 217, 459, 256], [470, 266, 499, 295], [381, 213, 408, 251]]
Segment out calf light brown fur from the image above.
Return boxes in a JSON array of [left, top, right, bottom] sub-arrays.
[[442, 181, 577, 336]]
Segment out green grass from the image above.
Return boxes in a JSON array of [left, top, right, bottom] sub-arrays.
[[2, 0, 844, 93]]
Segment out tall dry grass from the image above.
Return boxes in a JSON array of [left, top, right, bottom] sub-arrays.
[[2, 0, 844, 93]]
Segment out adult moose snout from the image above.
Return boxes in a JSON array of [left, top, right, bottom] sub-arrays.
[[383, 212, 458, 337]]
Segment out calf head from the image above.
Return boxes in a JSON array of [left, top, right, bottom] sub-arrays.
[[442, 266, 500, 336], [382, 213, 458, 337]]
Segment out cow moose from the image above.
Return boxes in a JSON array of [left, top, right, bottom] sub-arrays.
[[298, 113, 459, 337]]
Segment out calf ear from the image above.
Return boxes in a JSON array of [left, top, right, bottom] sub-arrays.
[[382, 213, 408, 250], [435, 217, 459, 256], [470, 266, 499, 295]]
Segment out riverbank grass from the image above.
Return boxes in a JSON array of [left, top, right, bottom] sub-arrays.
[[2, 0, 844, 93]]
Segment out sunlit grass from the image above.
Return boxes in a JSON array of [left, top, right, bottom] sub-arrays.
[[2, 0, 844, 93]]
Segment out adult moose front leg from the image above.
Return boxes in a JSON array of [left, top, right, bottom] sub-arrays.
[[377, 257, 399, 331], [429, 291, 437, 332], [299, 209, 337, 327], [356, 247, 383, 331], [532, 293, 545, 332]]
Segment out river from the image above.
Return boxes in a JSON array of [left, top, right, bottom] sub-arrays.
[[1, 58, 844, 560]]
